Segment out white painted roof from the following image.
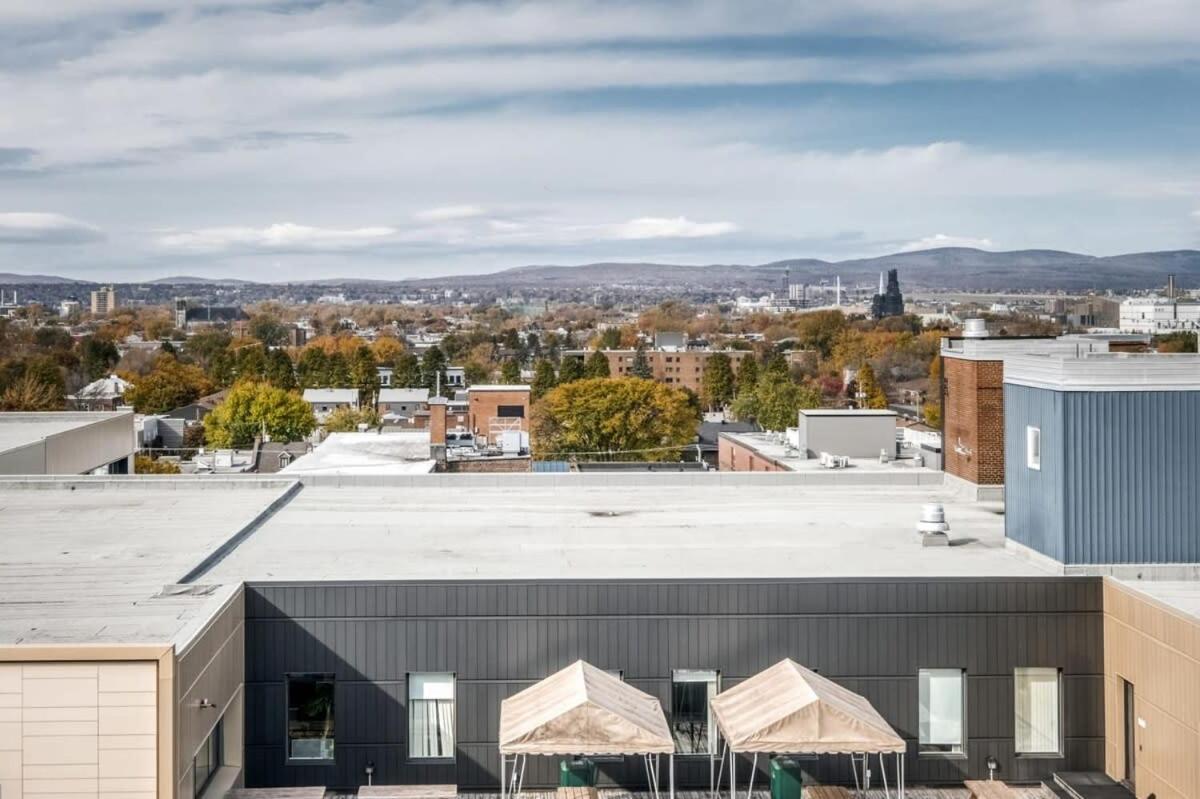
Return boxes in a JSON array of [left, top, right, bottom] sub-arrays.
[[469, 384, 531, 392], [378, 388, 430, 403], [279, 431, 435, 475], [302, 388, 359, 403], [0, 411, 132, 456], [1004, 352, 1200, 391]]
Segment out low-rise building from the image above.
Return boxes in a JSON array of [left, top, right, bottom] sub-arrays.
[[378, 387, 431, 424], [68, 373, 131, 411], [562, 347, 750, 394], [1119, 296, 1200, 333], [0, 410, 135, 474], [302, 388, 359, 420], [467, 384, 531, 446]]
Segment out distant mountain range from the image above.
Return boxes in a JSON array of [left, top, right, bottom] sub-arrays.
[[3, 247, 1199, 292]]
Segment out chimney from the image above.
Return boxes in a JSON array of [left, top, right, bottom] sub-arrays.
[[429, 396, 447, 462]]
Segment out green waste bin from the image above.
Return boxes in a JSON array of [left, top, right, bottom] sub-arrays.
[[770, 757, 807, 799], [559, 758, 598, 787]]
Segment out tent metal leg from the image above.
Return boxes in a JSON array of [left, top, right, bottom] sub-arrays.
[[729, 744, 736, 799], [714, 742, 728, 799], [850, 753, 861, 793], [745, 754, 757, 799], [499, 752, 506, 799], [879, 753, 889, 799], [670, 754, 676, 799]]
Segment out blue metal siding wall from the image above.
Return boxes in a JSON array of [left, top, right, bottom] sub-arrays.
[[1063, 391, 1200, 564], [243, 579, 1103, 789], [1004, 384, 1066, 560]]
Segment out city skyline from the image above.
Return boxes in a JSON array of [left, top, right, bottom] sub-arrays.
[[2, 1, 1200, 281]]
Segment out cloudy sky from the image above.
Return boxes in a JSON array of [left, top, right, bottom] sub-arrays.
[[2, 0, 1200, 281]]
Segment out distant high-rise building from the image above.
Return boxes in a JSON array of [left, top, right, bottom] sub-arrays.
[[175, 298, 188, 329], [90, 285, 117, 316], [870, 269, 904, 319]]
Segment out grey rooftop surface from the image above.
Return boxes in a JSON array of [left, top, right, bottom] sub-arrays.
[[205, 478, 1038, 582], [0, 411, 132, 455], [0, 478, 295, 647], [719, 431, 942, 480]]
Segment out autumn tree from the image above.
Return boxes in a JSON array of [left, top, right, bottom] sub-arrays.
[[700, 352, 735, 410], [123, 356, 214, 414], [530, 359, 557, 400], [371, 336, 405, 364], [584, 350, 611, 378], [0, 373, 62, 411], [531, 377, 700, 462], [731, 372, 821, 431], [204, 381, 316, 448], [134, 455, 181, 474], [247, 314, 288, 347], [856, 362, 889, 409], [323, 406, 382, 432]]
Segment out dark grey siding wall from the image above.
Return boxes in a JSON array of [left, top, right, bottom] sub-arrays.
[[244, 579, 1103, 790], [1004, 384, 1066, 560], [1006, 384, 1200, 564]]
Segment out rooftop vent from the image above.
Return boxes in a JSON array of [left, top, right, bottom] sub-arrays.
[[962, 318, 988, 339], [916, 503, 950, 547]]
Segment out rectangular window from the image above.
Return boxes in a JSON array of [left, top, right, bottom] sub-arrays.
[[1026, 426, 1041, 470], [193, 718, 222, 798], [497, 405, 525, 418], [919, 668, 965, 755], [1015, 668, 1061, 755], [671, 669, 718, 755], [286, 674, 334, 762], [409, 673, 456, 760]]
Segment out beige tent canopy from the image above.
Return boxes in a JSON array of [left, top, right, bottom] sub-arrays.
[[709, 659, 904, 754], [708, 660, 906, 799], [499, 661, 675, 799]]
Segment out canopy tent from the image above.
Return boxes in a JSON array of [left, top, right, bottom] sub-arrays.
[[498, 660, 675, 799], [708, 660, 907, 799]]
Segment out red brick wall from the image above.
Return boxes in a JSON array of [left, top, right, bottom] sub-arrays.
[[717, 436, 789, 472], [942, 357, 1005, 485]]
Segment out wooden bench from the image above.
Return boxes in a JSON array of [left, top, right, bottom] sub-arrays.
[[226, 789, 327, 799], [556, 787, 600, 799], [966, 779, 1018, 799], [806, 787, 853, 799], [358, 787, 457, 799]]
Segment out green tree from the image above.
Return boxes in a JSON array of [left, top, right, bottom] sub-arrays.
[[700, 352, 735, 410], [731, 373, 821, 431], [531, 358, 557, 400], [79, 337, 119, 381], [204, 381, 316, 448], [323, 405, 381, 432], [597, 328, 622, 349], [856, 361, 889, 409], [558, 355, 585, 384], [500, 358, 521, 384], [326, 352, 351, 387], [531, 377, 700, 461], [584, 350, 611, 378], [349, 346, 379, 399], [296, 347, 329, 388], [630, 346, 653, 379], [185, 329, 233, 372], [234, 345, 267, 382], [264, 348, 297, 390], [123, 356, 215, 414], [1156, 331, 1197, 353], [392, 352, 422, 388], [421, 345, 448, 393], [735, 355, 759, 397], [247, 314, 287, 347]]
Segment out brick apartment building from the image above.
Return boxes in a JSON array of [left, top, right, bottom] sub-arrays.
[[563, 348, 750, 394]]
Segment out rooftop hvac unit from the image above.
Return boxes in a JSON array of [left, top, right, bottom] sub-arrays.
[[963, 318, 989, 338]]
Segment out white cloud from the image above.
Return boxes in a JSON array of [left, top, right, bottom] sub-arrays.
[[413, 205, 488, 223], [898, 233, 996, 252], [605, 216, 739, 240], [0, 212, 103, 244], [157, 223, 398, 253]]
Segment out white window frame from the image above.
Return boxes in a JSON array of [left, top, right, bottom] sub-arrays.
[[918, 668, 966, 757], [1014, 667, 1063, 757], [671, 668, 720, 756], [1026, 425, 1042, 470], [408, 672, 456, 761]]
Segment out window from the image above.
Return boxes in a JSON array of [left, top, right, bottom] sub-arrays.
[[1026, 426, 1041, 470], [497, 405, 525, 418], [919, 669, 965, 755], [409, 673, 455, 760], [671, 669, 718, 755], [1015, 668, 1061, 756], [193, 718, 222, 798], [286, 674, 335, 762]]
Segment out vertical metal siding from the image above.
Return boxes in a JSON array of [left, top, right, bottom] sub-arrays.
[[1004, 384, 1067, 560], [243, 579, 1102, 789]]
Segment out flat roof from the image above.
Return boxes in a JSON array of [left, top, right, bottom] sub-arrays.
[[205, 478, 1038, 582], [940, 336, 1107, 362], [279, 431, 435, 475], [0, 479, 294, 647], [1005, 352, 1200, 391], [719, 432, 939, 479], [0, 411, 132, 456], [799, 409, 896, 417]]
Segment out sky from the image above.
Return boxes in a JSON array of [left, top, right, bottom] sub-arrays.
[[1, 0, 1200, 282]]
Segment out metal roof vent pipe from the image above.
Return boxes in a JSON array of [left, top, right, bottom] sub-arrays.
[[917, 503, 950, 547], [963, 318, 989, 339]]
